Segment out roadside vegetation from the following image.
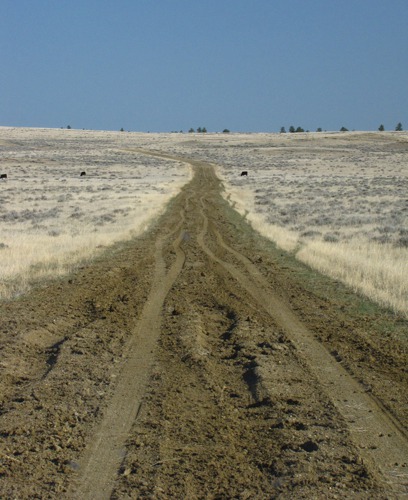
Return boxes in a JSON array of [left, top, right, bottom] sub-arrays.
[[215, 132, 408, 317]]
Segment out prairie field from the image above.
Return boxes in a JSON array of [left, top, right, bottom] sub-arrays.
[[1, 127, 407, 317], [0, 127, 192, 298]]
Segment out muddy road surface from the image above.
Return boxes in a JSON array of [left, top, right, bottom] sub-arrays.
[[1, 153, 407, 499]]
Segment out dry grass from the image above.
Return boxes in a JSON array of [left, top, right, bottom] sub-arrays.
[[297, 239, 408, 315], [0, 127, 192, 299]]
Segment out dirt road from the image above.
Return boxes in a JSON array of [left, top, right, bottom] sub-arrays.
[[1, 153, 407, 498]]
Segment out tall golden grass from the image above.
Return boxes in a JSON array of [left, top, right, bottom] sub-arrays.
[[297, 239, 408, 315], [245, 213, 408, 316]]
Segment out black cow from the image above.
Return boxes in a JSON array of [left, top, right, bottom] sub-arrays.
[[0, 174, 7, 180], [80, 171, 86, 177], [240, 171, 248, 176]]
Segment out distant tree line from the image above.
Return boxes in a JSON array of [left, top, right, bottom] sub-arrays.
[[378, 123, 403, 131], [63, 122, 404, 134], [279, 122, 403, 133]]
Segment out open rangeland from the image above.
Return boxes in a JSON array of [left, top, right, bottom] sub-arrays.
[[0, 129, 407, 498], [0, 127, 192, 299]]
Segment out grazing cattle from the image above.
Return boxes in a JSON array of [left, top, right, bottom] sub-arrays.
[[240, 171, 248, 176], [0, 174, 7, 180], [80, 171, 86, 176]]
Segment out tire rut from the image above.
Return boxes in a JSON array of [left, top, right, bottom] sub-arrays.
[[194, 173, 408, 497], [68, 202, 187, 499], [112, 161, 380, 497]]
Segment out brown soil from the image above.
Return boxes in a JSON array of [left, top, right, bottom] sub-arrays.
[[0, 154, 407, 499]]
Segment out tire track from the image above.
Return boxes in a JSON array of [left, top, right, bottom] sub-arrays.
[[197, 191, 408, 496], [68, 204, 187, 499]]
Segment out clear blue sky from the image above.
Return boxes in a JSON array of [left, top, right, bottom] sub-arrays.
[[1, 1, 407, 132]]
